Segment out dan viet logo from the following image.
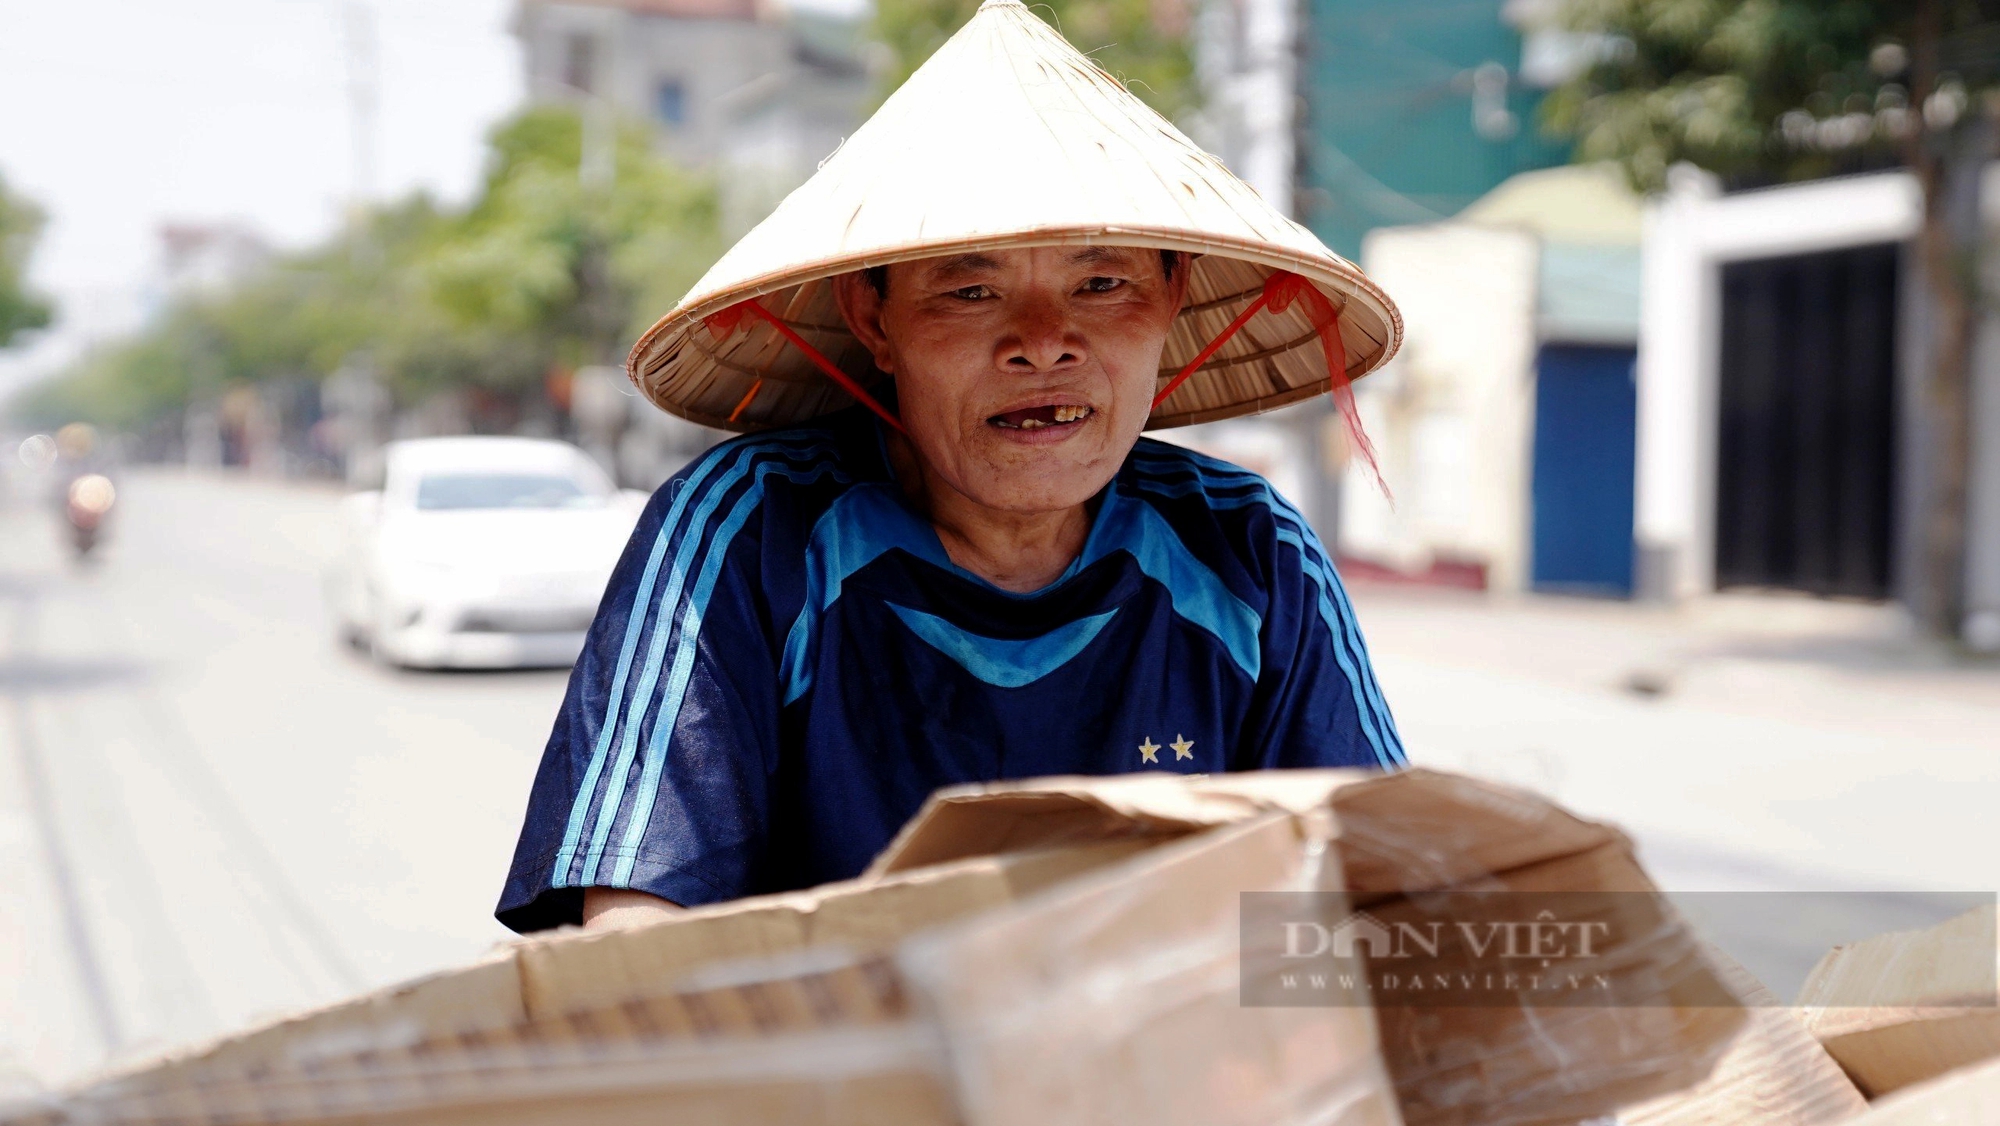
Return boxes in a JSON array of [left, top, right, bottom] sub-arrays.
[[1271, 909, 1616, 998]]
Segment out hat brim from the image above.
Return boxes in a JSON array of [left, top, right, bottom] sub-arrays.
[[628, 224, 1401, 433]]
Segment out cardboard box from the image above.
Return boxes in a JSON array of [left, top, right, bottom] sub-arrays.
[[1614, 949, 1866, 1125], [9, 769, 1748, 1126], [12, 783, 1395, 1126], [879, 769, 1749, 1126], [1841, 1054, 2000, 1124], [1797, 904, 2000, 1097]]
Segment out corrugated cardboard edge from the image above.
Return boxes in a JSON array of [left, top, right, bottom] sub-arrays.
[[513, 839, 1159, 1018], [27, 841, 1159, 1124], [70, 948, 528, 1094], [1843, 1053, 2000, 1125], [1616, 947, 1866, 1125]]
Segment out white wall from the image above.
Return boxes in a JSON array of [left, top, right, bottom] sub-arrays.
[[1635, 170, 1921, 601], [1639, 166, 2000, 635], [1344, 224, 1540, 590]]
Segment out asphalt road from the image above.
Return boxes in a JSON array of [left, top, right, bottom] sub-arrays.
[[3, 467, 1997, 1094], [0, 468, 566, 1092]]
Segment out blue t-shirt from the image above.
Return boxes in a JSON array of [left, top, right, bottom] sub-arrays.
[[497, 409, 1404, 932]]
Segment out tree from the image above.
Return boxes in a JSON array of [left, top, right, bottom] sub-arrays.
[[0, 170, 53, 348], [15, 197, 508, 429], [13, 106, 721, 433], [1546, 0, 2000, 640], [427, 107, 721, 372], [871, 0, 1196, 119]]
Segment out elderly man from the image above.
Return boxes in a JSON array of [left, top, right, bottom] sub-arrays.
[[497, 0, 1405, 933]]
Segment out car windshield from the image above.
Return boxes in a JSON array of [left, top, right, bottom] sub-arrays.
[[415, 473, 599, 511]]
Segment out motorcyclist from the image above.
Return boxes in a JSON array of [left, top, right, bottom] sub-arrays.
[[49, 422, 117, 559]]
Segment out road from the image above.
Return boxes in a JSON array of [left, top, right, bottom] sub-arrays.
[[3, 468, 1998, 1093], [0, 469, 565, 1093]]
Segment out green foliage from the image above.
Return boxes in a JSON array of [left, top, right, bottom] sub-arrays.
[[13, 106, 720, 429], [428, 107, 721, 367], [1543, 0, 1937, 191], [0, 170, 54, 348], [871, 0, 1196, 119]]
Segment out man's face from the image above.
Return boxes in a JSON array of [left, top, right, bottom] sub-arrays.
[[834, 245, 1188, 514]]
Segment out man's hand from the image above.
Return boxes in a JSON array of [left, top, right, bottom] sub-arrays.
[[582, 887, 684, 930]]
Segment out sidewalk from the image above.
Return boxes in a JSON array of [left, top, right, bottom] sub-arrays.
[[1348, 582, 2000, 993], [1353, 582, 2000, 888]]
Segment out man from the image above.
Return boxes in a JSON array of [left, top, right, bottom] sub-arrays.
[[497, 0, 1405, 933]]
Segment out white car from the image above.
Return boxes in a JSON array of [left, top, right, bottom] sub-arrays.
[[329, 437, 646, 669]]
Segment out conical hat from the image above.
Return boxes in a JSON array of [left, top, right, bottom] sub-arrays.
[[627, 0, 1402, 432]]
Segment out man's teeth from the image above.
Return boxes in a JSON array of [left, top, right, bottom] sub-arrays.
[[994, 406, 1092, 430]]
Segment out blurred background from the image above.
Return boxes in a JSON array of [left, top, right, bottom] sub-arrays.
[[3, 0, 1999, 1096]]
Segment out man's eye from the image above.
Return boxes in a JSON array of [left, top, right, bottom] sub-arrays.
[[1082, 276, 1124, 293], [952, 285, 991, 300]]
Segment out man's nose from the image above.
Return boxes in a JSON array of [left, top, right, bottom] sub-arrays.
[[997, 297, 1082, 372]]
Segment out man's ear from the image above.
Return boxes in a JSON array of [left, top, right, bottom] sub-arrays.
[[1165, 251, 1194, 312], [833, 271, 896, 374]]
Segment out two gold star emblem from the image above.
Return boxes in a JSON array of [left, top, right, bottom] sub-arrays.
[[1138, 735, 1194, 764]]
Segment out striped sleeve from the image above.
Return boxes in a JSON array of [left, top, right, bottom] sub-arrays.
[[1122, 445, 1404, 771], [1251, 512, 1408, 771], [496, 434, 844, 932]]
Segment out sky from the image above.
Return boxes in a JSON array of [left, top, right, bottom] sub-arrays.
[[0, 0, 524, 397], [0, 0, 870, 400]]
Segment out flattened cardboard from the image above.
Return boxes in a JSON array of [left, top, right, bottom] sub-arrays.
[[871, 768, 1618, 891], [1362, 842, 1744, 1126], [16, 799, 1394, 1126], [1615, 949, 1865, 1126], [515, 838, 1156, 1018], [1797, 904, 2000, 1097], [865, 769, 1359, 876], [885, 768, 1744, 1126], [904, 812, 1399, 1126], [1323, 769, 1621, 900], [24, 841, 1155, 1126], [15, 767, 1745, 1126], [1843, 1053, 2000, 1124]]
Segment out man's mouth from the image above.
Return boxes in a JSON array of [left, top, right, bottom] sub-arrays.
[[988, 404, 1094, 431]]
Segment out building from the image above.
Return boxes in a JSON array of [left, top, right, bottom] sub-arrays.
[[512, 0, 874, 486], [1338, 162, 2000, 644], [1638, 169, 2000, 643], [156, 223, 273, 301], [1296, 0, 1574, 261], [513, 0, 873, 232], [1339, 164, 1641, 595]]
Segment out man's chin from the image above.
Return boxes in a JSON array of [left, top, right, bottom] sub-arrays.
[[955, 460, 1119, 515], [918, 422, 1136, 514]]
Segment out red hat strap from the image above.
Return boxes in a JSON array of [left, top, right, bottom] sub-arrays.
[[1153, 270, 1386, 496], [705, 299, 907, 434], [705, 274, 1384, 498]]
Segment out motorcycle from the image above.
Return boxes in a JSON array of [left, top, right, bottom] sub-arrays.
[[64, 473, 117, 559]]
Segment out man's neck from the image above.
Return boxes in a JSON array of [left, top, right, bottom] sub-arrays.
[[887, 438, 1093, 594]]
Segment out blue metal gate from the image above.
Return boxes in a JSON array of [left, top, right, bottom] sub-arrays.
[[1531, 344, 1638, 596]]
